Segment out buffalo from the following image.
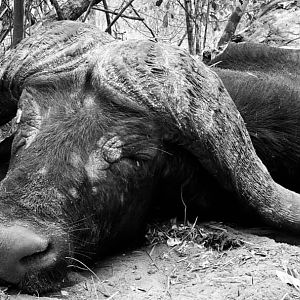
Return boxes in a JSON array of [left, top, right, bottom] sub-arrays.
[[0, 20, 300, 293], [211, 42, 300, 192]]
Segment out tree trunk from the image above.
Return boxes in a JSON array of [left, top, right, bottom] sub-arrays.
[[0, 3, 13, 48], [217, 0, 249, 48], [12, 0, 24, 47], [44, 0, 103, 21], [194, 0, 201, 54], [49, 0, 66, 20], [202, 0, 210, 50], [105, 0, 135, 33], [184, 0, 195, 55], [102, 0, 111, 35]]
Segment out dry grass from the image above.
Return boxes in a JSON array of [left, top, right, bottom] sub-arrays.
[[145, 219, 244, 251]]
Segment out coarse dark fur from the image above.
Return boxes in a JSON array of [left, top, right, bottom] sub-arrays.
[[212, 43, 300, 192], [1, 73, 221, 292], [0, 41, 300, 294], [0, 76, 162, 292]]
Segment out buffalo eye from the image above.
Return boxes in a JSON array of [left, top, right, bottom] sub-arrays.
[[12, 137, 26, 154]]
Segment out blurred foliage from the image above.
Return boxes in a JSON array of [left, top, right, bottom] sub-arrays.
[[88, 0, 246, 50], [0, 0, 52, 53], [0, 0, 299, 55]]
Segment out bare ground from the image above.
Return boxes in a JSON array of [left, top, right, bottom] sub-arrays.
[[3, 222, 300, 300]]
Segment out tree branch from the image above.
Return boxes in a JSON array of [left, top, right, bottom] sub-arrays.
[[130, 5, 157, 41], [217, 0, 249, 48], [82, 0, 99, 22], [178, 31, 187, 46], [102, 0, 111, 34], [0, 27, 10, 44], [257, 0, 285, 18], [105, 0, 135, 33], [49, 0, 65, 20], [44, 0, 104, 22], [93, 7, 143, 21]]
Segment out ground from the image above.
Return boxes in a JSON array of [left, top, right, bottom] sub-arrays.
[[2, 221, 300, 300]]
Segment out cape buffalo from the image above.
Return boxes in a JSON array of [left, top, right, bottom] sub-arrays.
[[0, 20, 300, 293], [211, 42, 300, 192]]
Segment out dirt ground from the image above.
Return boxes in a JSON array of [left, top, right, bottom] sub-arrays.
[[2, 222, 300, 300]]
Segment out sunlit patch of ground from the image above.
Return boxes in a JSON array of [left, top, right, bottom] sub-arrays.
[[3, 221, 300, 300]]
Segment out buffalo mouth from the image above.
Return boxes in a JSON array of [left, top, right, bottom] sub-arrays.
[[18, 259, 69, 294]]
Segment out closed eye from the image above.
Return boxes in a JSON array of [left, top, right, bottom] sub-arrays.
[[12, 136, 26, 155]]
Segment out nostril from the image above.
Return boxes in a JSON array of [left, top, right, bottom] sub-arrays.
[[3, 225, 49, 260], [20, 242, 53, 265], [0, 225, 52, 284]]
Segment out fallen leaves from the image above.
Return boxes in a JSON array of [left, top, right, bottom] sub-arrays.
[[167, 237, 182, 247], [276, 268, 300, 291], [146, 219, 244, 251]]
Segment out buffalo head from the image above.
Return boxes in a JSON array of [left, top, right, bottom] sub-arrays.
[[0, 21, 300, 293]]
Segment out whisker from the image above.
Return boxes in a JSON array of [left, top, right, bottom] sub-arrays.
[[66, 215, 95, 227], [69, 236, 96, 246], [66, 258, 111, 298], [73, 252, 93, 260], [148, 146, 173, 156], [68, 227, 92, 233], [66, 257, 100, 280], [67, 264, 89, 271]]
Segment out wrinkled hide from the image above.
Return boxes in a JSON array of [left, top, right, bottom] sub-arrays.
[[0, 23, 300, 293]]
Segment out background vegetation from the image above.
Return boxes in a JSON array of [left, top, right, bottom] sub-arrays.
[[0, 1, 299, 55]]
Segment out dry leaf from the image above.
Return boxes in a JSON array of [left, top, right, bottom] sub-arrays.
[[167, 237, 182, 247], [276, 270, 300, 291]]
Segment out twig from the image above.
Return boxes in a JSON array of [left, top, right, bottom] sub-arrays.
[[257, 0, 285, 18], [149, 244, 156, 257], [130, 5, 157, 40], [93, 7, 143, 20], [280, 293, 289, 300], [0, 6, 8, 18], [180, 185, 187, 225], [178, 31, 187, 46], [105, 0, 135, 33], [90, 275, 99, 300], [107, 291, 120, 300], [102, 0, 111, 34], [0, 27, 11, 44], [82, 0, 100, 22], [145, 249, 159, 270], [66, 256, 110, 297], [49, 0, 65, 20], [165, 276, 171, 297], [283, 37, 300, 46]]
